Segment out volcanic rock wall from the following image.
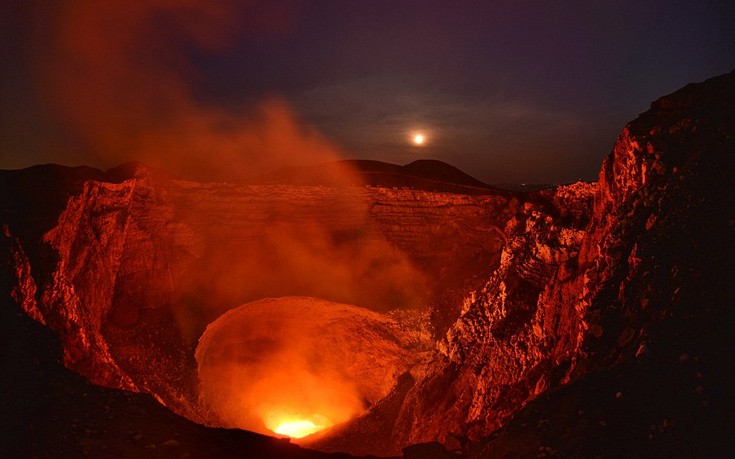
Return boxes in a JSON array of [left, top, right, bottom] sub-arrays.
[[458, 71, 735, 459], [338, 71, 734, 455], [313, 180, 596, 454]]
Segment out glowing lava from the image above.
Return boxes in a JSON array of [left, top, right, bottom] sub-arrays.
[[196, 297, 419, 438], [264, 411, 332, 439], [273, 419, 325, 438]]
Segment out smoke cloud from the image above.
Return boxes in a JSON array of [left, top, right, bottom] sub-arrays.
[[36, 0, 341, 180]]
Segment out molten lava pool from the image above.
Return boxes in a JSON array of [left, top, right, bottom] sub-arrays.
[[195, 297, 419, 440], [267, 415, 331, 438]]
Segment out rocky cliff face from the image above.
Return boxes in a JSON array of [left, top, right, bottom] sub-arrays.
[[311, 71, 735, 456], [314, 181, 596, 454], [458, 71, 735, 459], [360, 71, 734, 456], [2, 72, 733, 458]]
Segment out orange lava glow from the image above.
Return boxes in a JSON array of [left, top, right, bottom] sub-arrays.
[[196, 298, 416, 440], [268, 415, 330, 438]]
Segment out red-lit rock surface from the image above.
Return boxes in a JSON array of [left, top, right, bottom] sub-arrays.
[[370, 71, 733, 456], [2, 71, 734, 458], [312, 180, 596, 455]]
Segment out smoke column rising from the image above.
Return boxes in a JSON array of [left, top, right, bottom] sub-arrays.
[[36, 0, 342, 180]]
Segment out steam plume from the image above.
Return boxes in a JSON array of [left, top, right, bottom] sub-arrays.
[[37, 0, 340, 179]]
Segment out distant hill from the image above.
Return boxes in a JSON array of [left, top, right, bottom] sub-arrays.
[[493, 182, 556, 192], [255, 159, 511, 195]]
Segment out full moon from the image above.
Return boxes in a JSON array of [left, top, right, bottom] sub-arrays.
[[412, 133, 426, 146]]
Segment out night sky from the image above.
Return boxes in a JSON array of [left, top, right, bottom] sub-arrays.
[[2, 1, 734, 184]]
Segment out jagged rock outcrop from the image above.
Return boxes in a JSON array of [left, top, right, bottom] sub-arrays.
[[349, 71, 734, 456], [319, 181, 596, 454], [460, 70, 735, 459]]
